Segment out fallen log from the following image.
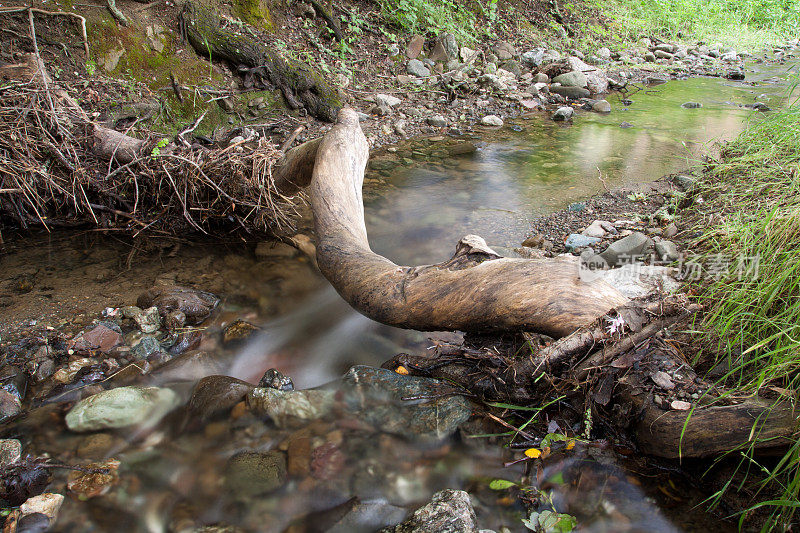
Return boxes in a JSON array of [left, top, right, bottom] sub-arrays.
[[306, 108, 628, 337]]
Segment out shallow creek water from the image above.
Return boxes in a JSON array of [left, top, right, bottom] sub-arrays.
[[0, 61, 798, 532]]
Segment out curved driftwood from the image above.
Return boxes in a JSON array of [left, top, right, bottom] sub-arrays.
[[305, 108, 628, 337]]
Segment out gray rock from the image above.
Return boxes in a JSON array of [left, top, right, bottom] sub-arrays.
[[655, 50, 674, 59], [137, 285, 219, 326], [655, 43, 675, 53], [521, 48, 545, 68], [426, 115, 448, 127], [597, 47, 611, 59], [674, 174, 697, 190], [134, 306, 161, 334], [342, 366, 471, 440], [600, 231, 651, 266], [189, 375, 254, 420], [375, 93, 401, 107], [552, 70, 587, 88], [644, 52, 657, 62], [381, 489, 478, 533], [0, 439, 21, 468], [565, 56, 608, 93], [493, 41, 516, 60], [681, 102, 702, 109], [582, 220, 609, 238], [534, 72, 550, 83], [131, 335, 161, 359], [65, 386, 180, 432], [655, 240, 680, 262], [247, 387, 335, 428], [500, 59, 522, 77], [552, 106, 574, 121], [664, 222, 679, 238], [441, 33, 459, 60], [591, 99, 612, 113], [329, 500, 408, 533], [550, 85, 590, 99], [224, 451, 287, 497], [406, 59, 431, 77], [565, 233, 600, 250], [480, 115, 503, 127]]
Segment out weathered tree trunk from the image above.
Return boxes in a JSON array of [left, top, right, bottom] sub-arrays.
[[182, 0, 342, 122], [306, 108, 629, 337]]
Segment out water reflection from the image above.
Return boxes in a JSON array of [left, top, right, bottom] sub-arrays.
[[367, 63, 797, 265]]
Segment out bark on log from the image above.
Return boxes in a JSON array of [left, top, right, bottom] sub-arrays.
[[182, 0, 342, 122], [628, 392, 798, 459], [306, 108, 628, 336]]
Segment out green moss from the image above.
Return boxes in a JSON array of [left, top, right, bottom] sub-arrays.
[[86, 16, 221, 91], [232, 0, 273, 31]]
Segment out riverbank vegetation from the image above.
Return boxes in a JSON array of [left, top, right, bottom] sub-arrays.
[[685, 85, 800, 530]]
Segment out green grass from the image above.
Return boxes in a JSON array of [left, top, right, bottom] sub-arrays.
[[605, 0, 800, 48], [686, 84, 800, 530]]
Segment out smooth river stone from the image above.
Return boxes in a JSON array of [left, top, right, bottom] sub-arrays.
[[65, 386, 180, 432]]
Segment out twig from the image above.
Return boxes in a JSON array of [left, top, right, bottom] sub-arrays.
[[0, 7, 90, 57], [280, 126, 304, 153]]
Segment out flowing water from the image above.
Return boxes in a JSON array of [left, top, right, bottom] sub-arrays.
[[1, 60, 798, 532]]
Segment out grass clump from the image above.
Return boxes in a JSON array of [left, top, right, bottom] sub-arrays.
[[687, 86, 800, 530], [606, 0, 800, 48]]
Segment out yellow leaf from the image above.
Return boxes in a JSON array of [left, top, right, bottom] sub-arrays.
[[395, 365, 409, 375], [524, 448, 541, 458], [566, 440, 576, 450]]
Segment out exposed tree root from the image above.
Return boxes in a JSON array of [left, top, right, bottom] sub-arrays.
[[182, 0, 342, 122]]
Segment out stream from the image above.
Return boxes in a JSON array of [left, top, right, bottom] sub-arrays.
[[1, 60, 798, 532]]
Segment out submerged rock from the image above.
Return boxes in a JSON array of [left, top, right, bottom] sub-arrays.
[[0, 438, 22, 467], [247, 387, 336, 427], [149, 350, 226, 383], [258, 368, 294, 391], [224, 450, 287, 497], [222, 320, 261, 345], [552, 106, 574, 121], [189, 375, 254, 420], [65, 386, 180, 432], [137, 285, 220, 326], [380, 489, 478, 533], [341, 366, 471, 440]]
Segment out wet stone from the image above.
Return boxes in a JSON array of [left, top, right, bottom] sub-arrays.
[[0, 438, 22, 467], [76, 433, 126, 459], [0, 389, 22, 421], [341, 366, 472, 440], [150, 350, 226, 382], [189, 375, 254, 420], [19, 493, 64, 523], [16, 512, 50, 533], [71, 324, 122, 353], [552, 106, 574, 121], [65, 386, 180, 432], [381, 489, 478, 533], [258, 368, 294, 391], [247, 388, 335, 428], [222, 319, 261, 345], [165, 310, 186, 330], [131, 335, 161, 359], [137, 285, 220, 326], [134, 306, 161, 334], [224, 450, 287, 497]]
